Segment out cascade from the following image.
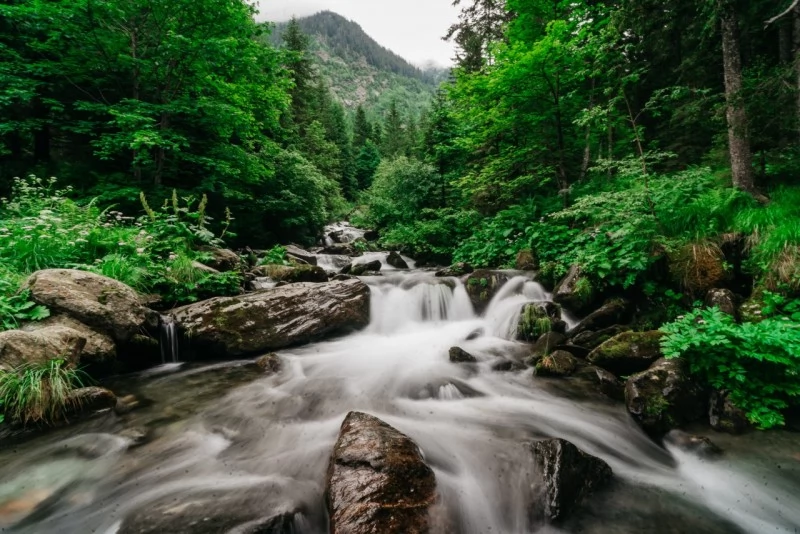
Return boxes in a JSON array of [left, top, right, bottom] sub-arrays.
[[159, 315, 181, 364]]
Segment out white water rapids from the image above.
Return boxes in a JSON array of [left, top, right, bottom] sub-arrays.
[[0, 271, 798, 533]]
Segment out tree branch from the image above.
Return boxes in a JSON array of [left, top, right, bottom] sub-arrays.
[[765, 0, 800, 27]]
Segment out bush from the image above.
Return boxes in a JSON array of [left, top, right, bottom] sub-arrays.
[[0, 266, 49, 332], [0, 359, 90, 426], [661, 307, 800, 429]]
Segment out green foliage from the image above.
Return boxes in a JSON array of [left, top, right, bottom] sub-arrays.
[[0, 359, 90, 426], [379, 209, 479, 263], [0, 266, 49, 332], [661, 307, 800, 429], [260, 246, 289, 266]]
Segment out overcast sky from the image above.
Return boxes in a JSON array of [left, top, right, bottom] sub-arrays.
[[255, 1, 459, 66]]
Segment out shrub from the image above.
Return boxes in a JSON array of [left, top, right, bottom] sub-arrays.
[[0, 359, 90, 426], [661, 307, 800, 429], [0, 266, 49, 332]]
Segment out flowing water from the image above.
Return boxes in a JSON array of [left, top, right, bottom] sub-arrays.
[[1, 270, 799, 533]]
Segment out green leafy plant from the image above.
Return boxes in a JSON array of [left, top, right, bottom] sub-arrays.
[[661, 307, 800, 429], [259, 245, 289, 266], [0, 267, 49, 332], [0, 359, 91, 426]]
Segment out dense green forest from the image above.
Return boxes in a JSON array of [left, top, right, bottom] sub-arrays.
[[0, 0, 799, 428]]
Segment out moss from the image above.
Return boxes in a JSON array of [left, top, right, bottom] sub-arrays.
[[669, 242, 727, 296], [518, 304, 552, 341], [644, 394, 670, 417]]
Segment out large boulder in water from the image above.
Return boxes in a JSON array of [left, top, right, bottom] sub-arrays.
[[171, 279, 370, 358], [552, 264, 596, 314], [24, 269, 154, 343], [517, 302, 562, 341], [570, 325, 631, 351], [435, 262, 473, 278], [284, 244, 318, 266], [587, 331, 664, 376], [326, 411, 439, 534], [387, 251, 409, 269], [350, 260, 382, 276], [465, 270, 510, 314], [530, 438, 612, 522], [534, 350, 577, 377], [624, 358, 706, 436]]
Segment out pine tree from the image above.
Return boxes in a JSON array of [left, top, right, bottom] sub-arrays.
[[381, 100, 406, 158]]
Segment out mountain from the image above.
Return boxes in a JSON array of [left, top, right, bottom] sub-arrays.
[[270, 11, 449, 118]]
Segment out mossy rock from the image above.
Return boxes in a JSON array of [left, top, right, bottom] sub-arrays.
[[552, 264, 596, 314], [464, 270, 510, 314], [252, 264, 328, 284], [526, 331, 567, 366], [587, 331, 664, 376], [515, 249, 538, 271], [668, 242, 728, 297], [535, 350, 577, 377], [517, 302, 561, 342]]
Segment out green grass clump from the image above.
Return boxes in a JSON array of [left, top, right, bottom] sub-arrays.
[[0, 359, 90, 426]]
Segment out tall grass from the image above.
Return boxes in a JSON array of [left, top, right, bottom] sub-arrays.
[[0, 359, 90, 426]]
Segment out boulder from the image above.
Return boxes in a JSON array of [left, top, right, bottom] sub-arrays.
[[118, 490, 299, 534], [364, 230, 380, 241], [624, 358, 706, 436], [708, 390, 751, 434], [664, 430, 722, 458], [251, 264, 328, 284], [526, 332, 567, 366], [571, 325, 631, 351], [0, 328, 84, 371], [171, 279, 370, 358], [449, 346, 477, 363], [350, 260, 382, 276], [198, 247, 240, 272], [517, 302, 562, 342], [66, 386, 117, 414], [191, 261, 220, 275], [326, 411, 438, 534], [705, 288, 737, 319], [569, 299, 632, 337], [492, 359, 526, 372], [22, 315, 116, 364], [435, 262, 474, 277], [535, 350, 577, 377], [387, 251, 409, 269], [256, 353, 282, 375], [323, 243, 360, 256], [552, 264, 596, 314], [284, 244, 318, 266], [515, 249, 538, 271], [530, 438, 612, 522], [465, 270, 510, 314], [587, 331, 664, 376], [25, 269, 153, 343]]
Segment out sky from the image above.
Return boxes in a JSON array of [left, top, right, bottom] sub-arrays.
[[255, 1, 460, 67]]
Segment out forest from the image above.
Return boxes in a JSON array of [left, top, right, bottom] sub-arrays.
[[0, 1, 799, 429]]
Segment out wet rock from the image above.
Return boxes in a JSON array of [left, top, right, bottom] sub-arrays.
[[198, 247, 241, 272], [25, 269, 154, 343], [256, 353, 282, 374], [435, 262, 474, 277], [569, 299, 632, 337], [350, 260, 382, 276], [284, 244, 318, 266], [515, 249, 538, 271], [0, 328, 85, 371], [449, 346, 477, 363], [387, 251, 409, 269], [535, 351, 577, 377], [593, 367, 625, 401], [587, 331, 664, 376], [66, 387, 117, 413], [571, 325, 632, 351], [251, 264, 328, 284], [624, 358, 706, 436], [364, 230, 380, 241], [22, 315, 115, 365], [492, 359, 526, 372], [664, 430, 722, 458], [705, 288, 737, 318], [552, 264, 596, 314], [118, 490, 300, 534], [526, 332, 567, 366], [709, 390, 751, 434], [465, 270, 510, 314], [171, 279, 370, 358], [517, 302, 562, 342], [530, 438, 612, 521], [326, 411, 438, 534], [331, 274, 355, 281], [465, 328, 483, 341], [323, 243, 360, 256], [114, 394, 141, 415], [117, 426, 151, 447]]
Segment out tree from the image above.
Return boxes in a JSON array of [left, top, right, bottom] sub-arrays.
[[354, 140, 381, 190], [381, 100, 406, 158], [353, 105, 372, 148]]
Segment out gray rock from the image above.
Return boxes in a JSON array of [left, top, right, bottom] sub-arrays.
[[327, 412, 438, 534], [465, 270, 510, 314], [705, 288, 738, 319], [256, 353, 281, 374], [587, 331, 664, 376], [251, 264, 328, 283], [709, 390, 751, 434], [350, 260, 382, 276], [0, 327, 84, 371], [530, 438, 612, 521], [569, 299, 632, 337], [284, 244, 318, 266], [436, 262, 474, 277], [386, 251, 409, 269], [664, 430, 722, 458], [171, 280, 370, 358], [198, 247, 241, 272], [553, 264, 596, 314], [449, 346, 477, 363], [22, 315, 116, 364]]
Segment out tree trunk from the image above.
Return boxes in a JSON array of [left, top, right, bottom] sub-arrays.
[[719, 0, 758, 197], [794, 4, 800, 143]]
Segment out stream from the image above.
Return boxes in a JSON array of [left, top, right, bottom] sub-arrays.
[[0, 248, 799, 533]]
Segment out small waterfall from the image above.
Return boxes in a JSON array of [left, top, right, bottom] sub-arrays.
[[315, 254, 352, 273], [483, 276, 560, 340], [159, 315, 181, 364], [367, 277, 476, 334]]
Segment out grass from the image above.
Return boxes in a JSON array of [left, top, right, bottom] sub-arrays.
[[0, 359, 90, 426]]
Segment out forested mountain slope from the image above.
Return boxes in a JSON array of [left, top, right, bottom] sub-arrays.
[[270, 11, 446, 118]]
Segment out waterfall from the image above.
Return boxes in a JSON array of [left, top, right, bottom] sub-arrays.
[[159, 315, 181, 364]]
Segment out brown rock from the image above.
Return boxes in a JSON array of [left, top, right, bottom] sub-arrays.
[[327, 412, 438, 534], [0, 328, 84, 371], [199, 247, 241, 272], [23, 315, 115, 364], [256, 353, 282, 374], [535, 350, 577, 377]]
